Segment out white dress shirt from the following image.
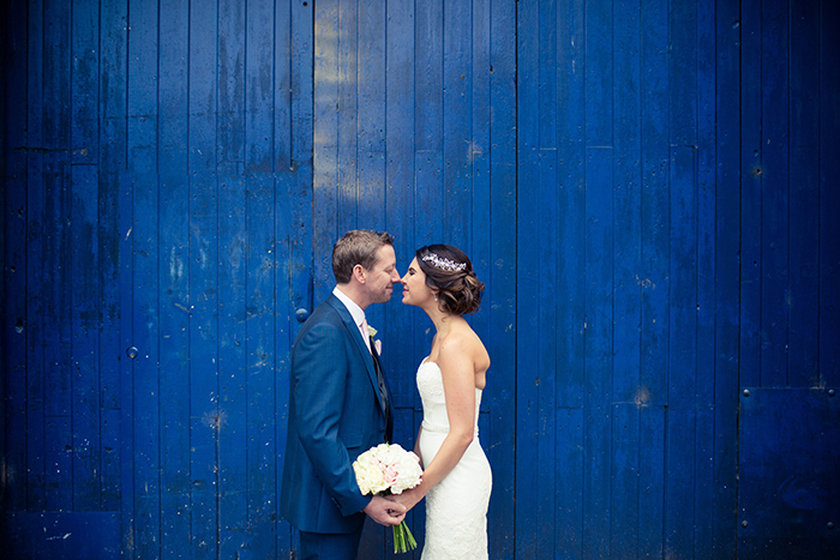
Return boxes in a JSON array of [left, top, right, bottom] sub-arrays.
[[332, 286, 372, 353]]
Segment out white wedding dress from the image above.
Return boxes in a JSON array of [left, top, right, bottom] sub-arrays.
[[416, 358, 492, 559]]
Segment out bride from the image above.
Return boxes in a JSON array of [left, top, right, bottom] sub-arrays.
[[394, 244, 492, 559]]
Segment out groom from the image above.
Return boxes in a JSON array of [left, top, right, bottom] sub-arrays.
[[280, 230, 405, 560]]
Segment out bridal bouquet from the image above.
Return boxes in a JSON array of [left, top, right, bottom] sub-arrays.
[[353, 443, 422, 553]]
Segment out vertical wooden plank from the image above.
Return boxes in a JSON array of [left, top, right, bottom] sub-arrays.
[[610, 405, 640, 557], [126, 0, 160, 554], [42, 0, 74, 512], [157, 0, 190, 554], [665, 145, 698, 556], [487, 1, 517, 557], [583, 0, 613, 556], [0, 0, 8, 515], [355, 2, 386, 414], [415, 0, 443, 153], [71, 0, 99, 166], [383, 1, 420, 551], [583, 149, 613, 560], [216, 0, 248, 556], [442, 0, 471, 247], [612, 0, 642, 554], [356, 0, 386, 233], [97, 4, 131, 553], [519, 0, 563, 555], [278, 1, 315, 553], [739, 0, 762, 389], [70, 163, 101, 511], [821, 0, 840, 389], [534, 148, 559, 556], [274, 0, 295, 555], [556, 0, 587, 556], [384, 0, 416, 407], [468, 0, 490, 291], [244, 177, 277, 560], [244, 1, 278, 557], [70, 0, 101, 512], [759, 0, 790, 387], [468, 0, 491, 434], [639, 0, 669, 556], [612, 0, 642, 408], [694, 0, 718, 555], [24, 0, 48, 513], [414, 0, 444, 247], [788, 0, 820, 388], [665, 1, 698, 556], [555, 408, 585, 560], [42, 172, 75, 510], [470, 2, 496, 558], [712, 0, 741, 555], [287, 0, 315, 342], [336, 0, 359, 232], [2, 0, 30, 515], [313, 0, 339, 298], [514, 0, 542, 554], [4, 0, 40, 514], [99, 0, 127, 514], [639, 406, 666, 559], [26, 179, 47, 515], [188, 0, 220, 554], [187, 176, 220, 560]]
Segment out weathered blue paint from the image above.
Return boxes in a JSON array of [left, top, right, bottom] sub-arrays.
[[2, 1, 839, 559], [739, 388, 840, 557]]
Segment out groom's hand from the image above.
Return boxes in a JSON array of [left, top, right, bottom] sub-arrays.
[[364, 496, 406, 526]]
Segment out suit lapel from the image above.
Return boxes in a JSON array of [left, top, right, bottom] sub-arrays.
[[326, 295, 386, 412]]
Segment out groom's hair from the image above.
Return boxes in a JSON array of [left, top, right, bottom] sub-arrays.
[[332, 230, 394, 284]]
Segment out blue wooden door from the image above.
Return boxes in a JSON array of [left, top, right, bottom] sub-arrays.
[[2, 1, 839, 559], [2, 0, 314, 557], [119, 2, 314, 557]]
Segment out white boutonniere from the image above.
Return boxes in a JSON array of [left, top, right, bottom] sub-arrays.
[[368, 325, 382, 355]]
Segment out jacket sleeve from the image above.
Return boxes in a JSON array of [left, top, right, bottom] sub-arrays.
[[291, 320, 371, 516]]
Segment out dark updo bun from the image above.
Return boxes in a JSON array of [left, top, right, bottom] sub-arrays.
[[416, 244, 484, 315]]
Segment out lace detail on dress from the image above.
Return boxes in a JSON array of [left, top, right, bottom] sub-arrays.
[[416, 359, 491, 560]]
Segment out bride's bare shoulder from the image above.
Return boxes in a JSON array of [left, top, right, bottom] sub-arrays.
[[439, 324, 489, 371]]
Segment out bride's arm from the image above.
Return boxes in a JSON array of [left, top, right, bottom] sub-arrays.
[[414, 425, 423, 460], [395, 336, 476, 509]]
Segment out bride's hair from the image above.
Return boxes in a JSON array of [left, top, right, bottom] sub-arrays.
[[416, 244, 484, 315]]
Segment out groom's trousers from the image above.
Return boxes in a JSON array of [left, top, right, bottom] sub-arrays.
[[299, 529, 363, 560]]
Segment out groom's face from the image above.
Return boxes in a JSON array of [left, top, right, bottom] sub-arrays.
[[364, 244, 400, 304]]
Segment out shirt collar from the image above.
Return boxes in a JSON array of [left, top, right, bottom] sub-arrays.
[[332, 286, 366, 329]]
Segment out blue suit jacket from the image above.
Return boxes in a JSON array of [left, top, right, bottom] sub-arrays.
[[279, 294, 390, 533]]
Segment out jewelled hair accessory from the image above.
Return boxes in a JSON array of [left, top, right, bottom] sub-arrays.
[[421, 252, 467, 272]]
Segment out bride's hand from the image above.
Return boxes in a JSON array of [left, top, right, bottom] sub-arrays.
[[391, 486, 424, 511]]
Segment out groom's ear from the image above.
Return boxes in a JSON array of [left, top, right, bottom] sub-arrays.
[[352, 264, 366, 284]]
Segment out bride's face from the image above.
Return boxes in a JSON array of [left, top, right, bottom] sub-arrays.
[[400, 257, 436, 307]]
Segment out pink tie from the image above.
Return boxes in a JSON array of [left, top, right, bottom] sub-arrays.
[[360, 317, 372, 353]]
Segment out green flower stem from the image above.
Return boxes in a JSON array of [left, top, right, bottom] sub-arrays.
[[392, 521, 417, 554]]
